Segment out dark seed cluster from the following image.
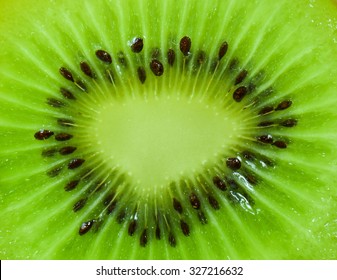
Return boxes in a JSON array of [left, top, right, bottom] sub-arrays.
[[34, 35, 298, 248]]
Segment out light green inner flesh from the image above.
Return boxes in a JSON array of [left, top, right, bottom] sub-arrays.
[[93, 94, 241, 188]]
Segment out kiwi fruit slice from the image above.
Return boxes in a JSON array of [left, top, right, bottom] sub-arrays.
[[1, 0, 337, 260]]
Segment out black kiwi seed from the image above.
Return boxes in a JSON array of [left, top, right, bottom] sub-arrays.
[[213, 176, 227, 191], [198, 211, 207, 224], [47, 165, 63, 177], [150, 59, 164, 76], [79, 220, 95, 235], [179, 36, 191, 56], [131, 37, 144, 53], [280, 119, 297, 127], [46, 98, 65, 108], [234, 69, 248, 85], [272, 140, 287, 149], [189, 193, 201, 209], [55, 133, 73, 141], [140, 229, 148, 247], [180, 220, 190, 236], [258, 121, 274, 127], [59, 146, 77, 155], [233, 86, 247, 102], [167, 49, 175, 66], [68, 158, 85, 169], [258, 106, 274, 115], [173, 198, 183, 214], [168, 232, 176, 247], [80, 61, 94, 78], [128, 220, 137, 236], [64, 180, 80, 191], [73, 198, 87, 212], [208, 195, 220, 210], [276, 100, 292, 110], [107, 201, 117, 214], [34, 129, 54, 140], [218, 41, 228, 60], [95, 50, 112, 64], [137, 66, 146, 84], [60, 88, 76, 100], [257, 134, 273, 144], [59, 67, 74, 82], [226, 157, 241, 170]]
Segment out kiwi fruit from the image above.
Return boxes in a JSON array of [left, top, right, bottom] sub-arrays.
[[1, 0, 337, 260]]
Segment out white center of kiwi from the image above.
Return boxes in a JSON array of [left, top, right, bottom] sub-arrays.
[[82, 94, 245, 188]]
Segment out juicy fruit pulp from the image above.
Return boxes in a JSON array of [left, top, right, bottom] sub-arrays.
[[1, 0, 337, 259]]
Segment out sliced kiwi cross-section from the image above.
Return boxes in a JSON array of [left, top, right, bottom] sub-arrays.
[[1, 0, 337, 259]]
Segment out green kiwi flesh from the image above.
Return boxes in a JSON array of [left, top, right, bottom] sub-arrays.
[[1, 0, 337, 259]]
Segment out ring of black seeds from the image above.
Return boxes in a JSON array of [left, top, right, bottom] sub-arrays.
[[33, 35, 297, 248]]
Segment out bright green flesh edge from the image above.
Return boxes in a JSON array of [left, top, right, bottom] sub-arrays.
[[1, 0, 337, 259]]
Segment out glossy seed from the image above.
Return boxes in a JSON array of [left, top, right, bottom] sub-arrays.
[[80, 61, 94, 78], [258, 106, 274, 115], [59, 67, 74, 82], [226, 157, 241, 170], [180, 220, 190, 236], [68, 158, 85, 169], [47, 98, 65, 108], [41, 148, 57, 157], [280, 119, 297, 127], [64, 180, 80, 191], [128, 220, 137, 236], [257, 134, 273, 144], [57, 118, 74, 127], [167, 49, 175, 66], [55, 133, 73, 141], [168, 232, 176, 247], [208, 195, 220, 210], [180, 36, 191, 56], [95, 50, 112, 64], [155, 224, 161, 240], [59, 146, 77, 155], [235, 69, 248, 85], [47, 166, 63, 177], [73, 198, 87, 212], [79, 220, 95, 235], [34, 129, 54, 140], [273, 140, 287, 149], [131, 37, 144, 53], [212, 176, 227, 191], [218, 41, 228, 60], [276, 100, 292, 110], [137, 66, 146, 84], [198, 211, 208, 224], [173, 198, 183, 214], [117, 210, 126, 223], [60, 88, 76, 100], [189, 193, 201, 209], [140, 229, 148, 247], [233, 86, 247, 102], [150, 59, 164, 76]]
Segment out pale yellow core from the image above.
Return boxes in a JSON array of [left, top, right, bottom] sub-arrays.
[[92, 95, 241, 188]]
